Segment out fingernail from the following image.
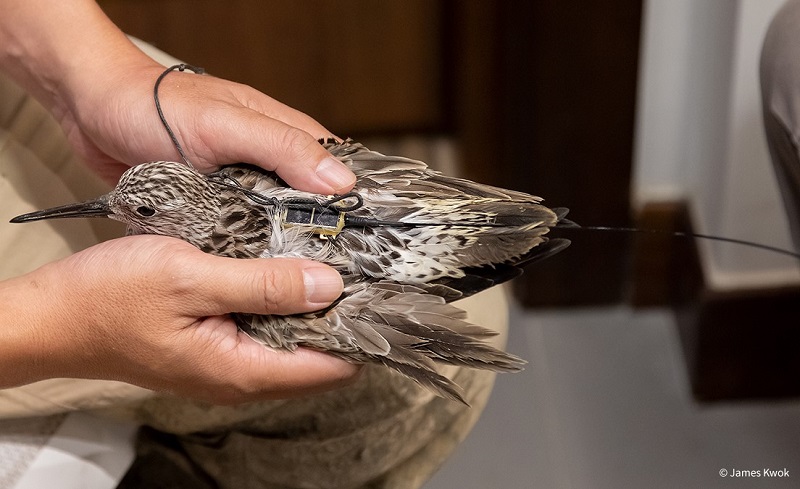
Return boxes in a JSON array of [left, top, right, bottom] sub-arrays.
[[316, 157, 355, 192], [303, 266, 343, 304]]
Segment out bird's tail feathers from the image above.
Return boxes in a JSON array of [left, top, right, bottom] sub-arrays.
[[380, 357, 468, 405], [347, 291, 526, 405]]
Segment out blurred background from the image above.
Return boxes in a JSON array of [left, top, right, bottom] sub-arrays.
[[98, 0, 800, 486]]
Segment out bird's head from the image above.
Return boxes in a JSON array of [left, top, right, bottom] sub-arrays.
[[11, 161, 221, 249]]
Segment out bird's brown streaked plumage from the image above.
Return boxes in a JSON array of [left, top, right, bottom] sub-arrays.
[[11, 140, 570, 404]]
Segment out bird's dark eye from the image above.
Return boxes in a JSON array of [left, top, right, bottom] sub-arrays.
[[136, 206, 156, 217]]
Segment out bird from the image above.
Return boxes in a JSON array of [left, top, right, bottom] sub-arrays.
[[11, 139, 571, 404]]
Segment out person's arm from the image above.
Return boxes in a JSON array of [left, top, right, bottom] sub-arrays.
[[0, 0, 355, 192], [0, 0, 360, 401], [0, 236, 359, 404]]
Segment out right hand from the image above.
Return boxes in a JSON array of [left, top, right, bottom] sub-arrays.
[[4, 235, 360, 404]]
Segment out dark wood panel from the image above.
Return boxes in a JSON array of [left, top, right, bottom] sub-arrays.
[[444, 1, 503, 186], [680, 286, 800, 401], [450, 1, 643, 305], [99, 0, 446, 135], [629, 202, 701, 306], [629, 201, 800, 401]]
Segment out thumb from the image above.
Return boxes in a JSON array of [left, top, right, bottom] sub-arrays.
[[189, 255, 344, 316], [207, 109, 356, 194]]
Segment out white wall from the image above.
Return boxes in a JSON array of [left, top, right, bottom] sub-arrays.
[[633, 0, 800, 290]]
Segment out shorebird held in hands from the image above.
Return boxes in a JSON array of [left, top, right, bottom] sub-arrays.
[[11, 140, 571, 404]]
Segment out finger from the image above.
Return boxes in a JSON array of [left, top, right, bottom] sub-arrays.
[[200, 109, 356, 194], [229, 343, 362, 401], [227, 81, 339, 146], [189, 255, 344, 316], [250, 96, 334, 140], [185, 319, 361, 403]]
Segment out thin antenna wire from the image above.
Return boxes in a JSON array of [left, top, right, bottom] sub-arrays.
[[559, 224, 800, 260], [153, 64, 205, 168]]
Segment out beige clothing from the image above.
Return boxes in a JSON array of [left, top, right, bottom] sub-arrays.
[[0, 41, 510, 488]]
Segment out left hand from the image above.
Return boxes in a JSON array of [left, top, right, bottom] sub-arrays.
[[61, 60, 356, 193], [0, 0, 356, 193]]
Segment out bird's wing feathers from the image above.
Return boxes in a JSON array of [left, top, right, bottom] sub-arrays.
[[430, 237, 572, 299], [215, 164, 282, 193], [327, 140, 545, 203], [235, 279, 525, 404], [330, 141, 563, 273]]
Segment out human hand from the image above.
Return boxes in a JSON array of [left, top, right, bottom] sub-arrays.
[[62, 60, 356, 193], [0, 0, 356, 192], [1, 235, 360, 404]]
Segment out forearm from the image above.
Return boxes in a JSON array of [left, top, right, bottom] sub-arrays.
[[0, 269, 66, 388], [0, 0, 153, 123]]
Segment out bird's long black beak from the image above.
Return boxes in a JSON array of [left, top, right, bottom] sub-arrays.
[[10, 196, 111, 223]]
